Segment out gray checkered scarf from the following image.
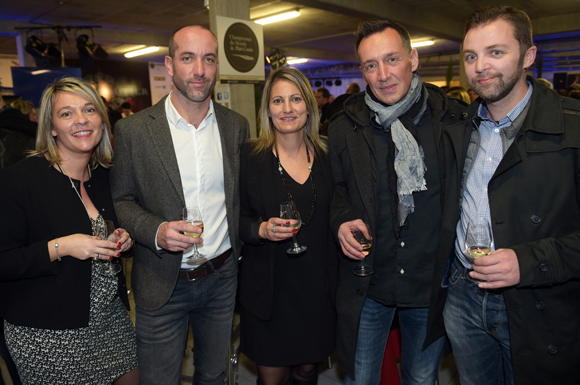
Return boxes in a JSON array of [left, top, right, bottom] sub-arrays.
[[365, 73, 428, 226]]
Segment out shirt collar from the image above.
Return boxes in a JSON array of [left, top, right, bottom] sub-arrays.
[[477, 81, 534, 125], [165, 92, 215, 129]]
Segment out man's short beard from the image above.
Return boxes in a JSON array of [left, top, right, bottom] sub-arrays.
[[470, 54, 526, 104], [173, 68, 215, 103]]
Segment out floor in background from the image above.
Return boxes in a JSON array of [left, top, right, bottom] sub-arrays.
[[0, 257, 461, 385]]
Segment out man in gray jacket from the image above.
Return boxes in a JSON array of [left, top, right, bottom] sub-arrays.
[[111, 25, 249, 385]]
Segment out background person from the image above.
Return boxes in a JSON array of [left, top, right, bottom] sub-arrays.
[[9, 100, 37, 122], [0, 77, 138, 384], [238, 68, 337, 385], [446, 86, 471, 104]]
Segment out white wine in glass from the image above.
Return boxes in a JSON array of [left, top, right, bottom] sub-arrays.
[[352, 228, 373, 277], [183, 206, 205, 265], [98, 220, 122, 277], [280, 201, 306, 254], [464, 217, 493, 282]]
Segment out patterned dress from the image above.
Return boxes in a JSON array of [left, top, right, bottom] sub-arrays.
[[4, 215, 137, 385]]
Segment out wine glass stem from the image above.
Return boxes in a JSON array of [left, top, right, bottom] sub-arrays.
[[292, 235, 300, 248]]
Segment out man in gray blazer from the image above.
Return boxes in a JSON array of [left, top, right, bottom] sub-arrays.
[[111, 25, 249, 385]]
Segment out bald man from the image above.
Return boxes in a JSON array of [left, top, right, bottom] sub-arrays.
[[111, 25, 249, 384]]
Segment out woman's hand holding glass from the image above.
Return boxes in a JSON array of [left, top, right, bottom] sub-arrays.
[[50, 230, 131, 262], [259, 217, 299, 242]]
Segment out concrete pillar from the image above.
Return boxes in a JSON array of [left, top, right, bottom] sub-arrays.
[[208, 0, 258, 138]]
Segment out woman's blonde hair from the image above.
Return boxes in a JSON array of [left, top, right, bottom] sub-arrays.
[[252, 67, 327, 155], [30, 77, 112, 169], [10, 100, 35, 117]]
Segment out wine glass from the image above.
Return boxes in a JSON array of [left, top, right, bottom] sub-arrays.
[[183, 206, 206, 265], [280, 201, 306, 254], [98, 220, 122, 277], [352, 228, 374, 277], [464, 217, 493, 282]]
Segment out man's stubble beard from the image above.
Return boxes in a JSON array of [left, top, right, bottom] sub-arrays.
[[173, 68, 216, 103], [470, 54, 525, 104]]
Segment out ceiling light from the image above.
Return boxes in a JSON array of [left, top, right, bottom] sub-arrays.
[[411, 40, 435, 48], [31, 69, 51, 75], [125, 47, 160, 58], [254, 10, 300, 25], [287, 58, 308, 65]]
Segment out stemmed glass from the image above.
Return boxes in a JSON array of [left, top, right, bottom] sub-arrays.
[[183, 206, 205, 265], [98, 220, 122, 277], [464, 217, 493, 282], [352, 228, 373, 277], [280, 201, 306, 254]]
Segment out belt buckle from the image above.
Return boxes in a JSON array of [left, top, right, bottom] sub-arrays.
[[185, 269, 198, 281]]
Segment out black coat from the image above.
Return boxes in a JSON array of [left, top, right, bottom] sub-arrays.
[[0, 156, 129, 329], [427, 76, 580, 384], [328, 85, 466, 378]]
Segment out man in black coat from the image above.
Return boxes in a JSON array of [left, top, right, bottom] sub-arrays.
[[427, 6, 580, 385], [328, 20, 465, 384]]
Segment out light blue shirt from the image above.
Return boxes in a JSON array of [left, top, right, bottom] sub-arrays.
[[455, 84, 534, 268]]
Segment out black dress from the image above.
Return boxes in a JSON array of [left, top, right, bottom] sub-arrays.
[[239, 149, 336, 367]]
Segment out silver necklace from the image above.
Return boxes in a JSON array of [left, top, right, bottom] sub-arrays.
[[57, 163, 95, 232], [273, 142, 316, 226]]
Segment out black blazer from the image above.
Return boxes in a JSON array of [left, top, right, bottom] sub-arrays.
[[0, 156, 129, 329], [238, 140, 337, 320]]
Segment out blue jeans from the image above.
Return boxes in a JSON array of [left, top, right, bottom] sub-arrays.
[[443, 258, 513, 385], [136, 254, 237, 385], [344, 297, 444, 385]]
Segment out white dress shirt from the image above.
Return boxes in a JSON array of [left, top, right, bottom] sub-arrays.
[[165, 94, 231, 268]]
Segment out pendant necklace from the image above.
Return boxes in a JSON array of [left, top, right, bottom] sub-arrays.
[[57, 163, 97, 235], [273, 141, 317, 225]]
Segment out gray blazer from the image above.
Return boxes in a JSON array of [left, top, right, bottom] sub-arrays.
[[110, 95, 250, 311]]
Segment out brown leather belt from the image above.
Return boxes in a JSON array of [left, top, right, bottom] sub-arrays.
[[178, 249, 232, 281]]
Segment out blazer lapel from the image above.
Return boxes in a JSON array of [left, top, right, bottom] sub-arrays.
[[345, 126, 377, 223], [215, 103, 237, 200], [146, 96, 185, 206]]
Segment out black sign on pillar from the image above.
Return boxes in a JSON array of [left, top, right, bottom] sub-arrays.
[[224, 23, 260, 73]]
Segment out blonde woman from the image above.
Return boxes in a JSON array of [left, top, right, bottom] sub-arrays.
[[239, 68, 337, 385], [10, 100, 38, 122], [0, 77, 138, 384]]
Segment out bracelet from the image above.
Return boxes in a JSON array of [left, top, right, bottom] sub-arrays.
[[54, 238, 61, 261]]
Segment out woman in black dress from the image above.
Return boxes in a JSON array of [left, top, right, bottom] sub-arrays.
[[239, 68, 337, 385]]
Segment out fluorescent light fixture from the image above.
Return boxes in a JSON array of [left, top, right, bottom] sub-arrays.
[[125, 46, 160, 58], [287, 58, 308, 65], [255, 10, 300, 25], [411, 40, 435, 48], [32, 69, 51, 75]]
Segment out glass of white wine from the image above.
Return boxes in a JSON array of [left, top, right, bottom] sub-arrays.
[[280, 201, 306, 254], [352, 228, 373, 277], [98, 220, 122, 277], [183, 206, 205, 265], [465, 217, 493, 282]]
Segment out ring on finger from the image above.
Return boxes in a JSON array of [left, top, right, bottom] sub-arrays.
[[271, 225, 277, 233]]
